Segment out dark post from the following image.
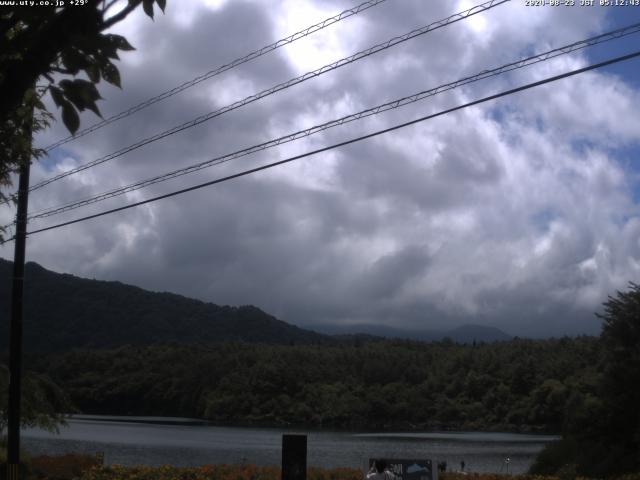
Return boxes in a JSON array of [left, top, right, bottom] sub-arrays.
[[7, 132, 32, 480], [282, 434, 307, 480]]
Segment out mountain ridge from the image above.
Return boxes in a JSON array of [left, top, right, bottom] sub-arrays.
[[307, 322, 512, 343], [0, 258, 329, 352], [0, 258, 511, 352]]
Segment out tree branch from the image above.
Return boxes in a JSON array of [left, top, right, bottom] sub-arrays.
[[0, 13, 20, 39], [101, 0, 142, 30], [51, 66, 72, 74], [102, 0, 121, 15], [0, 15, 26, 61], [0, 7, 91, 122]]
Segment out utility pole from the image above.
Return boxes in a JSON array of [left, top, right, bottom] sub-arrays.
[[7, 114, 32, 480]]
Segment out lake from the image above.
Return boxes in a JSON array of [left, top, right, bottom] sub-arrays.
[[22, 416, 558, 474]]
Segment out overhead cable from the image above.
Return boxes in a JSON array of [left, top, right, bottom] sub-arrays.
[[11, 50, 638, 240], [24, 22, 640, 222], [43, 0, 391, 152], [29, 0, 509, 192]]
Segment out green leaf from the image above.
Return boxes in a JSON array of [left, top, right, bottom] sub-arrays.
[[76, 80, 102, 117], [75, 80, 102, 102], [156, 0, 166, 12], [50, 86, 65, 107], [97, 35, 120, 60], [83, 101, 101, 117], [142, 0, 154, 19], [101, 62, 121, 89], [106, 34, 135, 52], [58, 80, 85, 112], [58, 79, 102, 117], [85, 63, 101, 83], [60, 49, 86, 75], [61, 101, 79, 134], [102, 47, 120, 60]]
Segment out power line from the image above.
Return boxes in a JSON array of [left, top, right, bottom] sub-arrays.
[[13, 49, 639, 240], [42, 0, 391, 152], [23, 22, 640, 222], [29, 0, 509, 192]]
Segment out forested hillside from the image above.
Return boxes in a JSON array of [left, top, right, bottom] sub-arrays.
[[28, 336, 601, 433], [0, 259, 610, 438], [0, 259, 329, 351]]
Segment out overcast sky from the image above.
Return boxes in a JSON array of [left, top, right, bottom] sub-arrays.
[[2, 0, 640, 337]]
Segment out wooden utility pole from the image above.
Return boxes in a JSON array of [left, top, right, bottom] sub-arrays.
[[6, 117, 32, 480]]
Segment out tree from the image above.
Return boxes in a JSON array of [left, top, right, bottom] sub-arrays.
[[0, 0, 168, 436], [0, 0, 166, 236], [593, 282, 640, 473], [531, 283, 640, 477], [0, 364, 74, 434]]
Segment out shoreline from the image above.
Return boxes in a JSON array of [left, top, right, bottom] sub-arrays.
[[66, 414, 561, 436]]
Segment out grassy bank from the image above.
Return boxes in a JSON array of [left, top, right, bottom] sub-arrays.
[[10, 454, 640, 480], [71, 467, 640, 480]]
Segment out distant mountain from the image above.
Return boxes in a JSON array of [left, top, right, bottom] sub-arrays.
[[0, 259, 329, 352], [308, 322, 512, 343], [308, 322, 438, 340], [447, 324, 512, 343]]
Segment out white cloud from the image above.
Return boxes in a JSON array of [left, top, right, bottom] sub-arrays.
[[2, 0, 639, 337]]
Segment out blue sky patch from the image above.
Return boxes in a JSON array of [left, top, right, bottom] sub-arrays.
[[39, 148, 77, 173]]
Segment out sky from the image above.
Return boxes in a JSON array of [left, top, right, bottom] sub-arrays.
[[2, 0, 640, 337]]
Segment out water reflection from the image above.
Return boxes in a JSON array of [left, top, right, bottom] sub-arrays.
[[22, 417, 557, 474]]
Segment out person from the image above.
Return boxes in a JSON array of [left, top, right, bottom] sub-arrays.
[[460, 460, 465, 472], [367, 459, 396, 480]]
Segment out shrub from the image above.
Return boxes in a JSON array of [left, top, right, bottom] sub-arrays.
[[77, 465, 363, 480], [529, 438, 580, 475], [30, 453, 101, 480]]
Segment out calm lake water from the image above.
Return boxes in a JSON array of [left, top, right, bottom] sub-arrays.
[[22, 416, 558, 474]]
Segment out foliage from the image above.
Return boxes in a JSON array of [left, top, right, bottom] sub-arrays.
[[0, 0, 166, 240], [0, 0, 167, 129], [0, 462, 632, 480], [0, 437, 31, 465], [59, 465, 640, 480], [532, 283, 640, 477], [0, 262, 627, 439], [0, 363, 75, 435], [0, 88, 51, 232], [0, 259, 329, 351], [442, 475, 559, 480], [597, 283, 640, 454], [29, 453, 101, 480], [307, 466, 363, 480], [78, 464, 283, 480], [529, 438, 579, 476], [27, 336, 602, 433]]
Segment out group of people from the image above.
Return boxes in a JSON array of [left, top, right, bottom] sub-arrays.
[[367, 460, 397, 480], [367, 459, 467, 480]]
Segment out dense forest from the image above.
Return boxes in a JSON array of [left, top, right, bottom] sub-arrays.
[[0, 259, 329, 351], [3, 259, 639, 476], [27, 336, 601, 433], [529, 285, 640, 477]]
